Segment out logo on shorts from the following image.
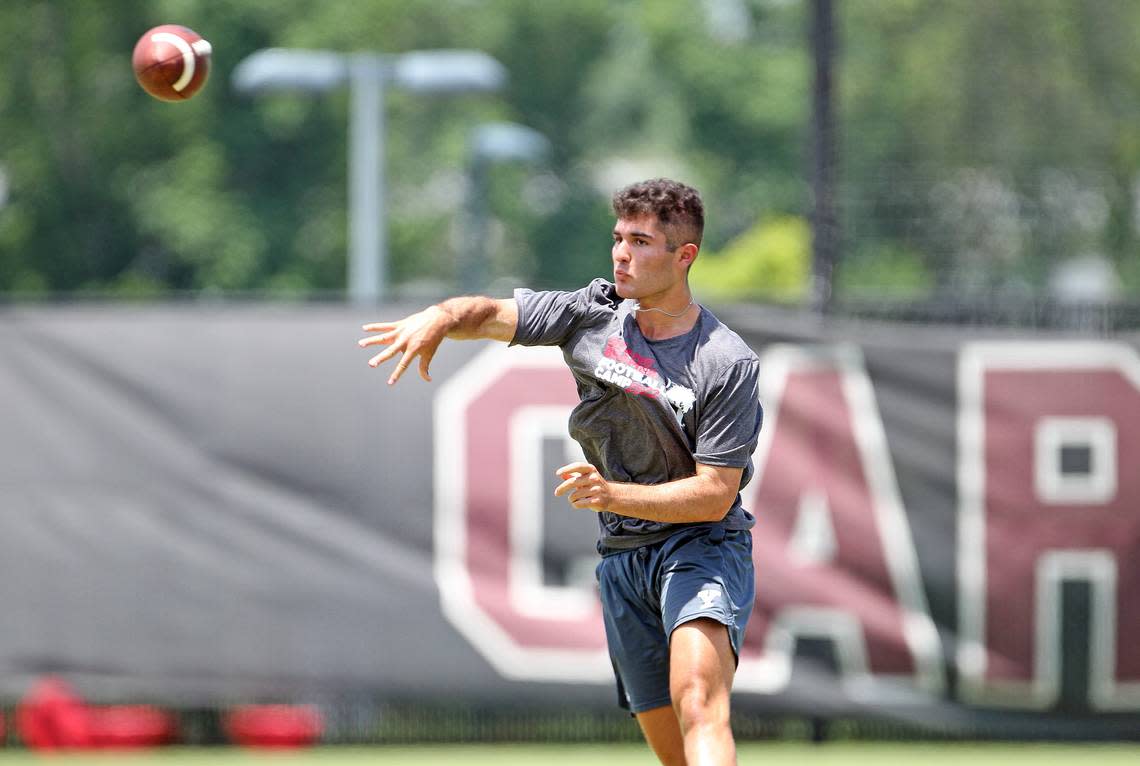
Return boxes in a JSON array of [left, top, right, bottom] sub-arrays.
[[697, 588, 721, 609]]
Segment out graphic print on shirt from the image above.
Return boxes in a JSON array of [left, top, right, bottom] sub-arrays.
[[593, 336, 696, 423]]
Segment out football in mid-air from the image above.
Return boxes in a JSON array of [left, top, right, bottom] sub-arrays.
[[132, 25, 212, 102]]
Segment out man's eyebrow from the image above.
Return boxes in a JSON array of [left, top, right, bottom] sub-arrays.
[[614, 228, 657, 240]]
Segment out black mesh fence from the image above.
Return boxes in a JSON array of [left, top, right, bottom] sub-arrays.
[[829, 296, 1140, 335]]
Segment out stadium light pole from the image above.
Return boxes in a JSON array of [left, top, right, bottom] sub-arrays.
[[460, 122, 551, 293], [233, 48, 507, 304], [809, 0, 838, 314]]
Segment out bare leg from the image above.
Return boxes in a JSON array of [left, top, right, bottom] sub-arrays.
[[669, 618, 737, 765], [636, 704, 686, 766]]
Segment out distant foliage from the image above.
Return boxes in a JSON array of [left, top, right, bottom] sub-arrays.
[[691, 216, 811, 302], [0, 0, 1137, 301]]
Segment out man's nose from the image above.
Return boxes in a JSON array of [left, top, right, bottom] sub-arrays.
[[613, 241, 631, 262]]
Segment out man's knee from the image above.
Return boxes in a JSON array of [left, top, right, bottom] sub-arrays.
[[672, 676, 726, 730]]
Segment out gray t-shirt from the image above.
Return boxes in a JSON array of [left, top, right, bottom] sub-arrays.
[[511, 278, 763, 551]]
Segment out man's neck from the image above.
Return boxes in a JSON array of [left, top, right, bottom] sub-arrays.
[[633, 296, 699, 341]]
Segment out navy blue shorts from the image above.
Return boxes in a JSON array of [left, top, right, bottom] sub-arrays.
[[596, 525, 755, 713]]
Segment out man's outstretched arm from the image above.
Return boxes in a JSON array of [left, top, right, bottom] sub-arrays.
[[358, 297, 518, 385]]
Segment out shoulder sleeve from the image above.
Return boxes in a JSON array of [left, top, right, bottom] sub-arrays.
[[511, 278, 617, 347], [694, 358, 763, 469]]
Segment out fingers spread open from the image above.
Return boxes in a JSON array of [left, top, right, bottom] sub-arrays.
[[358, 332, 396, 348], [361, 322, 398, 332], [368, 345, 401, 368], [387, 350, 416, 386]]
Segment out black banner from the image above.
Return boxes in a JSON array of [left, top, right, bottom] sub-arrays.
[[1, 303, 1137, 733]]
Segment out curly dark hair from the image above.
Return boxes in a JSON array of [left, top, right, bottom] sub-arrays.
[[612, 178, 704, 249]]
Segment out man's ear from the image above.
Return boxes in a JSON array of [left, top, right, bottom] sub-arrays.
[[676, 242, 699, 269]]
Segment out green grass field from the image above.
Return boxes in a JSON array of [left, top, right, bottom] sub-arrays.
[[0, 743, 1136, 765]]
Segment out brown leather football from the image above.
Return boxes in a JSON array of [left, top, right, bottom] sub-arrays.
[[132, 25, 211, 102]]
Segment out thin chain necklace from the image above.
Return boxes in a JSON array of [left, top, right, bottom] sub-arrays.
[[632, 296, 694, 318]]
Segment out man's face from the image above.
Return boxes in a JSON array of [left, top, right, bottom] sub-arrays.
[[611, 215, 683, 299]]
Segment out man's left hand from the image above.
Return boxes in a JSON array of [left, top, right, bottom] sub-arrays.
[[554, 462, 611, 511]]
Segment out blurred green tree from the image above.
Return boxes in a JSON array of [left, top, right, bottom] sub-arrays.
[[2, 0, 1138, 302], [840, 0, 1140, 299], [690, 215, 811, 302]]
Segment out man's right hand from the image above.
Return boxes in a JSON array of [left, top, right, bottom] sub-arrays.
[[358, 305, 456, 385]]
